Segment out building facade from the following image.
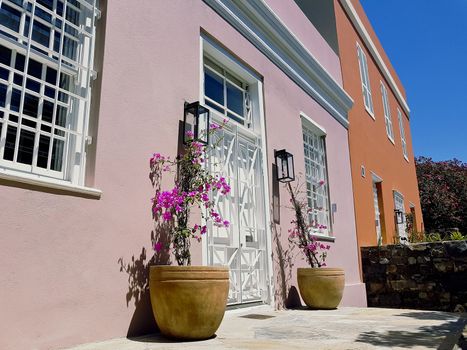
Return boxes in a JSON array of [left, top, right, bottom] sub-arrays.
[[334, 0, 423, 248], [0, 1, 366, 349]]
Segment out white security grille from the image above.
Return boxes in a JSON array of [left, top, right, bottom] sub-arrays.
[[0, 0, 99, 184], [207, 119, 268, 305]]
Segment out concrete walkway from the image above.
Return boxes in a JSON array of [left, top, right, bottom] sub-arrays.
[[65, 306, 467, 350]]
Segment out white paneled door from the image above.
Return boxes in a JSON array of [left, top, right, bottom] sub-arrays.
[[372, 182, 382, 245], [207, 121, 269, 305]]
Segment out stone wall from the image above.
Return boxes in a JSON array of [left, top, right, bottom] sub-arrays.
[[361, 241, 467, 312]]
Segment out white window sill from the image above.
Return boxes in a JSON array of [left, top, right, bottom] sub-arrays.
[[311, 234, 336, 243], [387, 135, 395, 145], [404, 155, 409, 163], [0, 169, 102, 198], [365, 107, 375, 120]]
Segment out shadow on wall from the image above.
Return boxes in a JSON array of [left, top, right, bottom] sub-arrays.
[[355, 311, 467, 350], [118, 223, 172, 337], [271, 163, 302, 309]]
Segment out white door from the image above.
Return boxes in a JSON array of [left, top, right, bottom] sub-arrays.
[[394, 191, 407, 243], [207, 121, 269, 305], [372, 182, 382, 245]]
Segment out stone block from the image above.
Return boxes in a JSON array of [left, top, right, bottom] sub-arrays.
[[443, 240, 467, 258], [408, 257, 417, 265]]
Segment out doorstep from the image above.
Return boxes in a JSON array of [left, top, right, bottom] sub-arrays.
[[63, 307, 467, 350]]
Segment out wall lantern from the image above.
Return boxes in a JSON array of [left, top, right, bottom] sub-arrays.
[[183, 101, 210, 145], [394, 209, 404, 224], [275, 149, 295, 183]]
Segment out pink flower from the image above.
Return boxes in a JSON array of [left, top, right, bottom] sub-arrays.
[[185, 130, 194, 138], [200, 226, 207, 235], [162, 211, 173, 221], [153, 241, 163, 252], [223, 220, 230, 227]]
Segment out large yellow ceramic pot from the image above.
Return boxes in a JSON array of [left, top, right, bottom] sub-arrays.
[[297, 267, 345, 309], [149, 265, 229, 340]]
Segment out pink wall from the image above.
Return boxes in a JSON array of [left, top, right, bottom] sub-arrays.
[[0, 1, 364, 349]]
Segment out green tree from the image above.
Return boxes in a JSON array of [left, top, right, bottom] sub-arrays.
[[415, 157, 467, 234]]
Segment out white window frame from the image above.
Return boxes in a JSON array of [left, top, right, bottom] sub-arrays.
[[356, 42, 374, 118], [301, 113, 332, 238], [380, 81, 395, 143], [0, 0, 99, 189], [397, 108, 408, 161]]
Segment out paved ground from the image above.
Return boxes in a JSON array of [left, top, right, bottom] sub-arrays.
[[65, 306, 467, 350]]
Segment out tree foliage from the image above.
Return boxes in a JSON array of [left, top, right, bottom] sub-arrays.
[[415, 156, 467, 233]]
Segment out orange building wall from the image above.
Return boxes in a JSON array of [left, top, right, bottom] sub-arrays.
[[334, 0, 423, 248]]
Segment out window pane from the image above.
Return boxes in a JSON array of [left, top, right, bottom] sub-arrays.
[[205, 70, 224, 105], [56, 105, 67, 127], [10, 88, 21, 112], [37, 134, 50, 168], [0, 45, 11, 65], [46, 67, 57, 85], [28, 59, 43, 79], [23, 93, 39, 118], [51, 138, 64, 171], [17, 129, 35, 164], [0, 84, 7, 107], [15, 53, 25, 72], [13, 73, 23, 85], [26, 78, 41, 92], [205, 100, 224, 114], [226, 82, 244, 117], [4, 125, 17, 161], [0, 4, 22, 33], [32, 20, 51, 47], [42, 100, 53, 122]]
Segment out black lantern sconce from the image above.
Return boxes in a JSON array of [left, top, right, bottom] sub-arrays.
[[275, 149, 295, 183], [394, 209, 404, 224], [183, 101, 210, 145]]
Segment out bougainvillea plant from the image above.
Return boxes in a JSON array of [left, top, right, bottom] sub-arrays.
[[149, 120, 230, 266], [286, 181, 330, 268]]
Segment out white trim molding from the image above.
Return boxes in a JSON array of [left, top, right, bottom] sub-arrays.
[[339, 0, 410, 116], [202, 0, 354, 128], [0, 168, 102, 198]]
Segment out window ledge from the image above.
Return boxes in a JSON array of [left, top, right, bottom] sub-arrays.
[[404, 155, 409, 163], [0, 169, 102, 198], [365, 107, 375, 120], [311, 234, 336, 243], [388, 136, 395, 145]]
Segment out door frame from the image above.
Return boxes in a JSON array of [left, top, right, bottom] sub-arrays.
[[198, 36, 273, 305]]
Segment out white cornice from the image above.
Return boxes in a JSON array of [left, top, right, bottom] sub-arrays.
[[203, 0, 354, 128], [339, 0, 410, 116]]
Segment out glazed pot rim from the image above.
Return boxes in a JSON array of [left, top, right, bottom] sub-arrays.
[[297, 267, 345, 275], [150, 265, 229, 271]]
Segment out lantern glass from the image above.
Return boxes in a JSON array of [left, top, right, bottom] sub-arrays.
[[183, 102, 210, 145], [275, 149, 295, 183]]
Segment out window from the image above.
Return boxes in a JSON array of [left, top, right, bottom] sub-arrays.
[[356, 43, 374, 116], [203, 56, 251, 126], [397, 108, 408, 160], [0, 0, 99, 185], [302, 119, 331, 236], [380, 82, 394, 142]]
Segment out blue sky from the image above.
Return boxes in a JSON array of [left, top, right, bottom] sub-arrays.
[[360, 0, 467, 162]]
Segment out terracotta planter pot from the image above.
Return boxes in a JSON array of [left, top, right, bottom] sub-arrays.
[[297, 267, 345, 309], [149, 265, 229, 340]]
